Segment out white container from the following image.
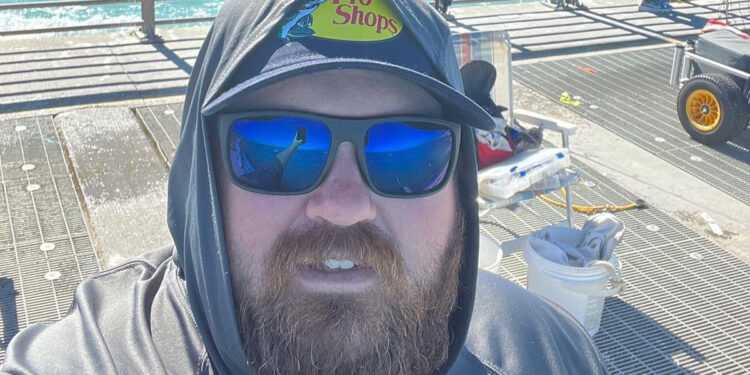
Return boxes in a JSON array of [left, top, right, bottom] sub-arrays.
[[524, 239, 623, 336], [478, 148, 571, 200], [478, 233, 503, 274]]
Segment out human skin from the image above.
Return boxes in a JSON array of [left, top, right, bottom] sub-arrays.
[[215, 68, 458, 300]]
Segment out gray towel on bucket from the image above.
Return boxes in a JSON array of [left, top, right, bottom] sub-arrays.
[[530, 213, 624, 267]]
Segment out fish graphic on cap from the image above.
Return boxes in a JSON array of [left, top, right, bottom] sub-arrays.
[[279, 0, 328, 40]]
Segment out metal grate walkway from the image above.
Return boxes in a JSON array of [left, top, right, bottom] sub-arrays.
[[514, 46, 750, 206], [483, 161, 750, 374], [0, 116, 101, 363]]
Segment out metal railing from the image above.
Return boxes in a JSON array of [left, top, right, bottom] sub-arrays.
[[0, 0, 495, 38], [0, 0, 215, 38]]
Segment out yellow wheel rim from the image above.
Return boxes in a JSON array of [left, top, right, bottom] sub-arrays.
[[686, 89, 721, 132]]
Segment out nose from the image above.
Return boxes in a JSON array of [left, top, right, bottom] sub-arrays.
[[306, 142, 376, 226]]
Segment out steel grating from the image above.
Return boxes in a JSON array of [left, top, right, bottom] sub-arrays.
[[482, 161, 750, 374], [0, 116, 101, 363], [134, 103, 184, 166], [513, 46, 750, 206]]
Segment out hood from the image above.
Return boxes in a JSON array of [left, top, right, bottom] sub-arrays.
[[167, 0, 481, 373]]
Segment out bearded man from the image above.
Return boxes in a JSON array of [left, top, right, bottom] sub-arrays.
[[1, 0, 607, 374]]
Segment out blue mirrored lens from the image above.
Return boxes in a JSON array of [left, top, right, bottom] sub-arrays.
[[229, 117, 331, 192], [364, 121, 453, 195]]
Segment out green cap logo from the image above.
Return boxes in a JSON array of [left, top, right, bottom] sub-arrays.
[[280, 0, 403, 42]]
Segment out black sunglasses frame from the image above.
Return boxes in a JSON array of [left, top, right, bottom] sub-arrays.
[[217, 110, 462, 198]]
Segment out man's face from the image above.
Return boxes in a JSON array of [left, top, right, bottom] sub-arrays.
[[215, 69, 464, 374]]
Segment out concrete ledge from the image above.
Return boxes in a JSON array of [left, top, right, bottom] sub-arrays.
[[55, 107, 172, 268]]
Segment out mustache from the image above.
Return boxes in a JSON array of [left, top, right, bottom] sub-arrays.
[[263, 221, 406, 295]]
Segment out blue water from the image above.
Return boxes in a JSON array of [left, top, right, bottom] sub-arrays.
[[0, 0, 529, 35], [0, 0, 224, 33]]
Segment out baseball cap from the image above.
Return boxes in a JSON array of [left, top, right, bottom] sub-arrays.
[[460, 60, 499, 113], [202, 0, 494, 130]]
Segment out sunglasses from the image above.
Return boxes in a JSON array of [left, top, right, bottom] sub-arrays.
[[217, 111, 461, 198]]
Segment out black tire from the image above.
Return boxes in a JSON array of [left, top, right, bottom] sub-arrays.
[[677, 73, 746, 145]]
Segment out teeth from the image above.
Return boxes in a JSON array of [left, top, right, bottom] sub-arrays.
[[321, 259, 357, 271], [323, 259, 340, 269]]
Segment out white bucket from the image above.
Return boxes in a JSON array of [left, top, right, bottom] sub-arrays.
[[524, 239, 624, 336], [478, 233, 503, 274]]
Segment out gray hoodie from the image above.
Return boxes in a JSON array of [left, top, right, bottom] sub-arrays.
[[1, 0, 608, 374]]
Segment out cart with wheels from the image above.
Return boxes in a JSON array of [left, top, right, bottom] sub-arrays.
[[671, 29, 750, 145]]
